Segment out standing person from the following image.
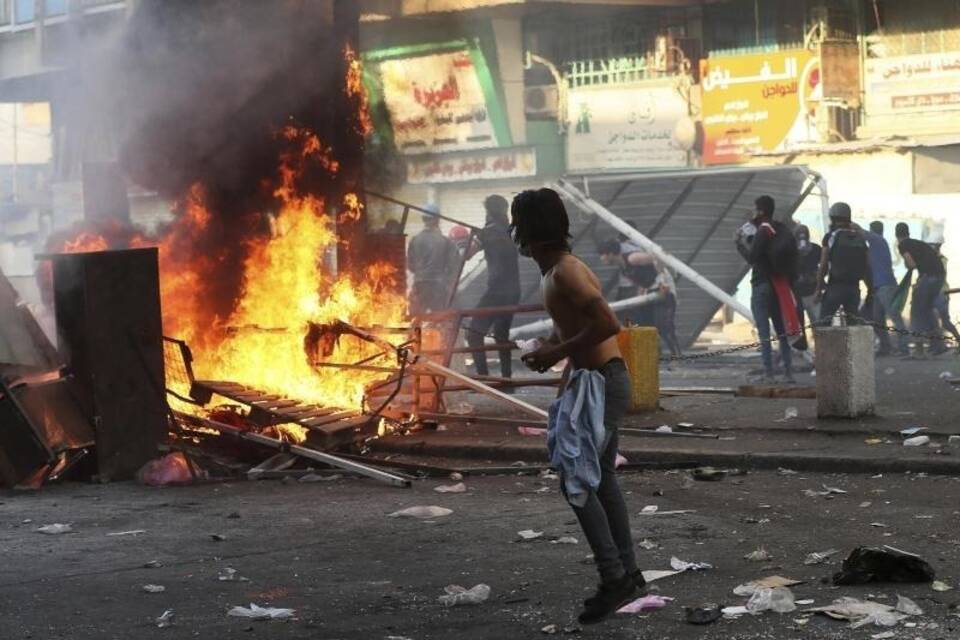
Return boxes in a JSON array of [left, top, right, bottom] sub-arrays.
[[407, 206, 459, 316], [735, 196, 797, 383], [512, 188, 639, 625], [815, 203, 872, 325], [896, 222, 946, 357], [861, 221, 909, 355], [614, 222, 657, 327], [599, 236, 657, 327], [929, 235, 959, 353], [465, 195, 521, 379], [793, 225, 822, 328]]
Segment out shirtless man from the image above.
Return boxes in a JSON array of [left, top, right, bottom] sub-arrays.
[[510, 188, 640, 624]]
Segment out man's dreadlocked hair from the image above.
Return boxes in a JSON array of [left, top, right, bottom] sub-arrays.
[[510, 188, 572, 253]]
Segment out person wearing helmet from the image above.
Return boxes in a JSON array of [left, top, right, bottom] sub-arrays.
[[815, 203, 873, 325]]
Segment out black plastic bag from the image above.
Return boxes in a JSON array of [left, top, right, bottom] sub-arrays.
[[832, 546, 935, 585]]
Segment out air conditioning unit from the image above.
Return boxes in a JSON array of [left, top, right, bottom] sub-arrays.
[[818, 105, 860, 142], [524, 85, 559, 119]]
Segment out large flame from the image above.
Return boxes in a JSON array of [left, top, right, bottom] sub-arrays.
[[56, 127, 405, 412], [172, 128, 404, 409], [52, 48, 398, 414]]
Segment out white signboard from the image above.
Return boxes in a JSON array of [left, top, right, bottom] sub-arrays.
[[865, 52, 960, 116], [0, 103, 52, 165], [380, 49, 498, 155], [566, 81, 688, 172], [406, 147, 536, 184]]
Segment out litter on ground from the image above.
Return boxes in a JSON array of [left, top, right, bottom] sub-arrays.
[[388, 506, 453, 519], [226, 603, 295, 620], [437, 584, 490, 607]]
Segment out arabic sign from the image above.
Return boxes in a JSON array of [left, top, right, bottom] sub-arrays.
[[406, 147, 537, 184], [566, 80, 689, 172], [700, 49, 821, 165], [865, 52, 960, 117], [378, 48, 502, 155]]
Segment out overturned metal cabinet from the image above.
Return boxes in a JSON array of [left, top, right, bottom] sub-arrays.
[[46, 248, 166, 481]]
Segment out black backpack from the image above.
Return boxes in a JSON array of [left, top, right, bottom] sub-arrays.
[[828, 229, 868, 283], [764, 222, 798, 277]]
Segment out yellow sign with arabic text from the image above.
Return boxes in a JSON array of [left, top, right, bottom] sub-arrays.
[[700, 49, 820, 164]]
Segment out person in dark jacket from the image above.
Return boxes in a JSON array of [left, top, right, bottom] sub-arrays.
[[735, 195, 794, 382], [407, 206, 460, 315], [465, 195, 522, 378], [815, 203, 873, 325], [792, 224, 821, 345]]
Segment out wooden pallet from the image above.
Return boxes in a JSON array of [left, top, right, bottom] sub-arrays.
[[191, 380, 377, 449]]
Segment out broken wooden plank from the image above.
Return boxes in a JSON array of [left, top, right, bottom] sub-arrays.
[[302, 410, 359, 427]]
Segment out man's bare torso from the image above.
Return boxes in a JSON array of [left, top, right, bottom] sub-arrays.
[[542, 254, 622, 370]]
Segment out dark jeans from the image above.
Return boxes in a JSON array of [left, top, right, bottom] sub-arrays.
[[466, 289, 520, 377], [568, 358, 637, 584], [935, 292, 960, 344], [751, 281, 792, 376], [819, 282, 861, 326], [873, 284, 909, 353], [912, 275, 944, 343], [654, 293, 681, 357], [409, 280, 450, 316]]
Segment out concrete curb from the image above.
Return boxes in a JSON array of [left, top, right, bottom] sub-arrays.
[[371, 437, 960, 476]]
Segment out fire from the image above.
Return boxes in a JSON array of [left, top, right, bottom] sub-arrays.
[[159, 127, 405, 410], [62, 232, 110, 253], [53, 125, 404, 414], [345, 43, 374, 138]]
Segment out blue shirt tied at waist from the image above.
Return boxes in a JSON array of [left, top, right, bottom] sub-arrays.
[[547, 368, 606, 508]]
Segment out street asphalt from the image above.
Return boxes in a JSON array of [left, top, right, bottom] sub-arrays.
[[2, 351, 958, 639], [1, 468, 958, 639], [374, 355, 960, 475]]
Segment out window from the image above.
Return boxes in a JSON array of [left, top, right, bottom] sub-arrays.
[[0, 0, 10, 26], [14, 0, 33, 24], [46, 0, 68, 16]]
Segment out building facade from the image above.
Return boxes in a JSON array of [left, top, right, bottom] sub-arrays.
[[361, 0, 960, 286]]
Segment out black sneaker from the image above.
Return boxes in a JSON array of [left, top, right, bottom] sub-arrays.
[[577, 574, 637, 625], [583, 570, 646, 607]]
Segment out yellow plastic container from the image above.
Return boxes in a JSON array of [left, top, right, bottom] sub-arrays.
[[617, 326, 659, 412]]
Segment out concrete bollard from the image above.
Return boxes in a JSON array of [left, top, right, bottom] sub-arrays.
[[617, 326, 659, 412], [815, 326, 876, 418]]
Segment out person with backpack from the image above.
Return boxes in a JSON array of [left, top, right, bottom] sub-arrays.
[[815, 203, 873, 325], [735, 195, 799, 382]]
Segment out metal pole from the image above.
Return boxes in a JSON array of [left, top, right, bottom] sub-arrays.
[[11, 104, 18, 202], [414, 358, 549, 420], [509, 291, 665, 339], [188, 413, 411, 488], [553, 179, 755, 322]]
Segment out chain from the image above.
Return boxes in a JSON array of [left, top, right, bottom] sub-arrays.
[[658, 312, 958, 364], [844, 312, 959, 346], [658, 323, 817, 363]]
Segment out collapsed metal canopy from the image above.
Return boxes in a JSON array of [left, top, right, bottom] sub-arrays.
[[454, 165, 825, 349]]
